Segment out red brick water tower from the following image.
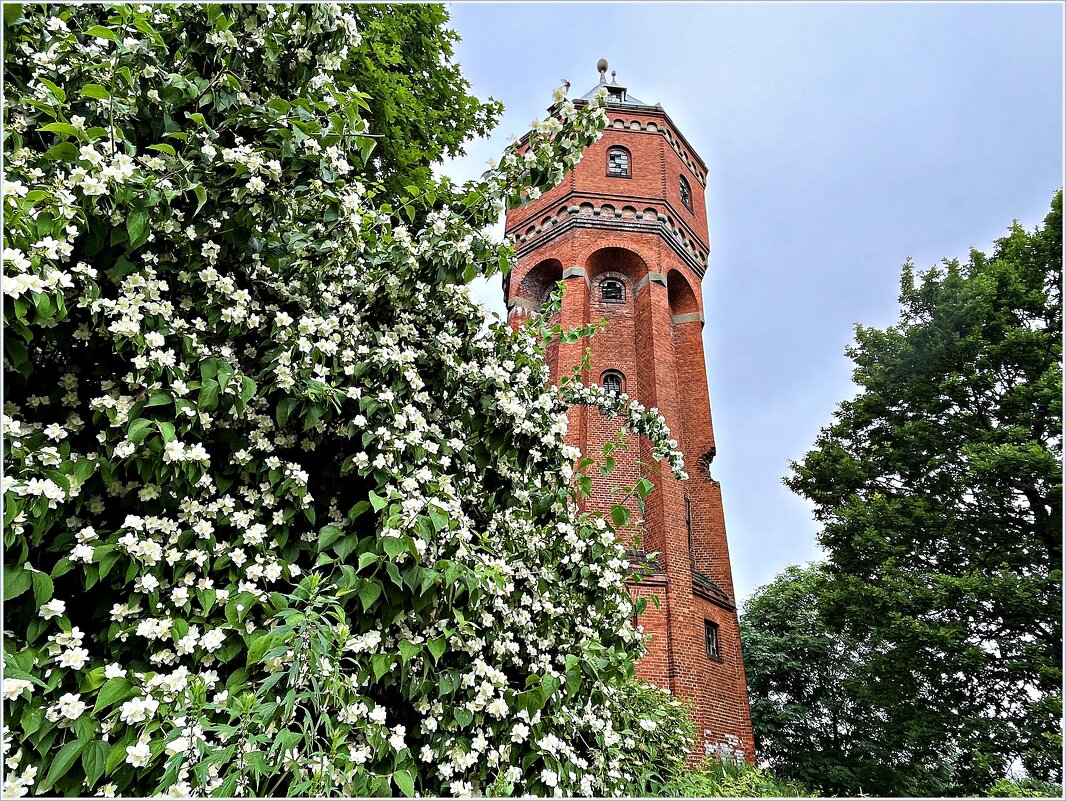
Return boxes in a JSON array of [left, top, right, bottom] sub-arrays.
[[503, 61, 754, 762]]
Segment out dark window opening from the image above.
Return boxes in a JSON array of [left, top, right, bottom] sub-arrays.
[[705, 619, 720, 660], [680, 176, 692, 211], [602, 371, 623, 396], [601, 279, 624, 302], [607, 148, 630, 178]]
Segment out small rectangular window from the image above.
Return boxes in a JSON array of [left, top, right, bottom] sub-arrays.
[[705, 620, 720, 659]]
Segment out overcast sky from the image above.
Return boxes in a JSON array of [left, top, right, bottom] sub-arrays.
[[439, 1, 1064, 606]]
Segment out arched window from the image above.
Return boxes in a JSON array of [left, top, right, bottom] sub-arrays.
[[679, 176, 692, 211], [601, 278, 624, 302], [602, 370, 624, 396], [607, 147, 630, 178]]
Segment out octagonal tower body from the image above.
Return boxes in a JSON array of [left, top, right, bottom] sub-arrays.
[[503, 70, 754, 763]]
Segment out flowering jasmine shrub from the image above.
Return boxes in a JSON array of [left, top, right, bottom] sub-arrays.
[[3, 3, 694, 797]]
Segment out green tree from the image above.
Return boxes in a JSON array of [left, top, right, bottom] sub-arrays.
[[342, 4, 503, 199], [741, 564, 962, 796], [779, 191, 1063, 795]]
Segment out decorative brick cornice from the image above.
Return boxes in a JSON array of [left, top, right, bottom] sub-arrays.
[[515, 212, 707, 277]]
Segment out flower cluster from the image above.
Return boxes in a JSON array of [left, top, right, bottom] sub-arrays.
[[2, 4, 694, 798]]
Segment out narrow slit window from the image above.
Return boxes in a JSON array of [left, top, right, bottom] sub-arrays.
[[705, 619, 720, 659], [607, 148, 630, 178]]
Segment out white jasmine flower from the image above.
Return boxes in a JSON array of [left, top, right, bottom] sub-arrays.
[[125, 740, 151, 768], [39, 599, 66, 619]]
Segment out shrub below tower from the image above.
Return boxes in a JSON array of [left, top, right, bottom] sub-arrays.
[[3, 4, 699, 797]]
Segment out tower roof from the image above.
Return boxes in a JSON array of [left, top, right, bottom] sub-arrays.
[[578, 59, 655, 107]]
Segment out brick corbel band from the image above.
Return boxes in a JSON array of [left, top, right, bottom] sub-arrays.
[[672, 311, 705, 325]]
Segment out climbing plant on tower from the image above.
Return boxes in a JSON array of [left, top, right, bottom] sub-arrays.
[[2, 3, 695, 797]]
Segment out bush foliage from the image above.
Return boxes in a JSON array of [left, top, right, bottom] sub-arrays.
[[2, 3, 694, 797]]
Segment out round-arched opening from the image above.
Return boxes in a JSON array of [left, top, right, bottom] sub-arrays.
[[586, 246, 648, 285], [667, 268, 699, 316], [518, 258, 564, 308]]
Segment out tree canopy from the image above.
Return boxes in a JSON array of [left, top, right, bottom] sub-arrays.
[[754, 191, 1063, 796]]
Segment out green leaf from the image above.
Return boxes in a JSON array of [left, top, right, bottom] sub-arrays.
[[393, 769, 415, 798], [192, 183, 208, 217], [104, 729, 134, 774], [610, 504, 630, 528], [240, 376, 257, 405], [198, 379, 220, 411], [133, 17, 164, 47], [127, 417, 153, 445], [39, 122, 79, 138], [3, 565, 31, 601], [426, 637, 447, 663], [45, 142, 78, 162], [371, 653, 393, 681], [147, 143, 176, 156], [358, 581, 381, 611], [368, 490, 387, 512], [31, 571, 53, 608], [357, 552, 378, 571], [156, 421, 176, 444], [92, 677, 134, 713], [144, 390, 171, 408], [20, 706, 43, 736], [80, 84, 111, 101], [454, 708, 473, 727], [40, 738, 85, 793], [334, 534, 359, 561], [82, 740, 109, 789], [127, 210, 149, 250], [276, 397, 298, 427], [84, 25, 118, 41], [382, 536, 408, 559], [398, 639, 420, 664], [37, 77, 66, 102], [317, 524, 343, 551], [247, 633, 276, 665]]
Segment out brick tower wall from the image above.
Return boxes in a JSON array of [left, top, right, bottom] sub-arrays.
[[504, 93, 754, 763]]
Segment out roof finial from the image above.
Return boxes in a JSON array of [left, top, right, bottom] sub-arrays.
[[610, 69, 618, 85], [596, 58, 608, 84], [561, 79, 570, 94]]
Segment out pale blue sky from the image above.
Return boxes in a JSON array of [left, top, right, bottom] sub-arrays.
[[440, 1, 1064, 605]]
